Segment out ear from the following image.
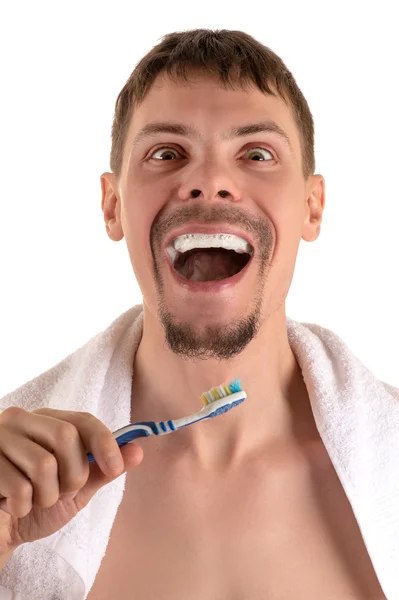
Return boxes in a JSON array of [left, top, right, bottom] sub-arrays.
[[100, 172, 124, 242], [301, 175, 326, 242]]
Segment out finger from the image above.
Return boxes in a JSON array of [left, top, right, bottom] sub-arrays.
[[0, 427, 60, 511], [32, 408, 125, 477], [75, 442, 144, 507], [4, 409, 90, 497], [0, 450, 34, 518]]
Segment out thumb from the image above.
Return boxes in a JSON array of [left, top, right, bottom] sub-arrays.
[[76, 443, 144, 505]]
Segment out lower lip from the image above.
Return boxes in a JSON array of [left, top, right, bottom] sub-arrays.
[[165, 254, 254, 293]]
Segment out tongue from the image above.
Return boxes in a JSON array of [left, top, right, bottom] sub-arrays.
[[179, 250, 237, 281]]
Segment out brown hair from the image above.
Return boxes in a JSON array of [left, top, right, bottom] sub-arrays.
[[110, 29, 315, 180]]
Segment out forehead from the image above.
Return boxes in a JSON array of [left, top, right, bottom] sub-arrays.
[[128, 71, 299, 150]]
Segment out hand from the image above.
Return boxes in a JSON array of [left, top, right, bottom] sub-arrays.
[[0, 407, 143, 555]]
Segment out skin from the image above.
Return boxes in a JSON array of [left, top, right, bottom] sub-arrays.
[[100, 70, 326, 472]]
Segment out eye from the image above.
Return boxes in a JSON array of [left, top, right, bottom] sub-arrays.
[[244, 147, 274, 161], [150, 147, 181, 160]]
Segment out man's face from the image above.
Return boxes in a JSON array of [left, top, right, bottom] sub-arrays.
[[106, 71, 321, 361]]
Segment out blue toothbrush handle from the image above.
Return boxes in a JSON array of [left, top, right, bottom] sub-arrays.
[[86, 426, 152, 464]]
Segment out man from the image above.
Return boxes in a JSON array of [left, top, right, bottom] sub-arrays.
[[0, 29, 392, 599]]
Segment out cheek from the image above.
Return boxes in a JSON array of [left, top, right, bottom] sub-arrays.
[[123, 209, 151, 268], [121, 184, 167, 269], [255, 171, 304, 222], [251, 176, 305, 265]]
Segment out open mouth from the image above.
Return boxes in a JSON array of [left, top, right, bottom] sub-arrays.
[[172, 248, 252, 282]]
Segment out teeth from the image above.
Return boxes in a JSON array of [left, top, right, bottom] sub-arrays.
[[167, 233, 254, 264]]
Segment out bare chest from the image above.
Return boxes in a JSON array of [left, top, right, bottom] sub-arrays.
[[87, 445, 385, 600]]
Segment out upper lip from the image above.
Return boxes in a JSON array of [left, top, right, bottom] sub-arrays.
[[163, 224, 255, 253]]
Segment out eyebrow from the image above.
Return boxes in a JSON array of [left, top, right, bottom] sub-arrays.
[[132, 120, 294, 154]]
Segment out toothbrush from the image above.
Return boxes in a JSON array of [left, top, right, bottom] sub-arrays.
[[86, 377, 246, 463]]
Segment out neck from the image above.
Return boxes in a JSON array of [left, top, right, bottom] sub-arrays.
[[130, 304, 317, 471]]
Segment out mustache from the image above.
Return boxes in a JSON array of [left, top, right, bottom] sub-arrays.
[[151, 204, 271, 252]]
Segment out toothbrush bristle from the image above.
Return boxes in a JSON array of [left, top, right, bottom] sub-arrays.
[[200, 378, 242, 405]]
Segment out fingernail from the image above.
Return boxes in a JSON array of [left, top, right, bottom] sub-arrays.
[[106, 451, 123, 471]]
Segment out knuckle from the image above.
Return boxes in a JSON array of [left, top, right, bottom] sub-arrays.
[[80, 411, 97, 422], [79, 411, 112, 440], [55, 421, 79, 445], [82, 412, 109, 435], [35, 493, 59, 509], [0, 406, 24, 423], [33, 453, 57, 476], [14, 481, 33, 502], [14, 506, 31, 520], [71, 470, 89, 491]]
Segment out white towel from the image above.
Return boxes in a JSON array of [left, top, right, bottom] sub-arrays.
[[0, 303, 398, 599]]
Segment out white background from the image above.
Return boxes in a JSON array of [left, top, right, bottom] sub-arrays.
[[0, 1, 398, 397]]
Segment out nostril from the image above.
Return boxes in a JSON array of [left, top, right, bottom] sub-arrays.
[[190, 189, 201, 198]]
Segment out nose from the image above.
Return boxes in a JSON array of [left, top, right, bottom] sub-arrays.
[[177, 160, 241, 203], [190, 189, 231, 199]]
